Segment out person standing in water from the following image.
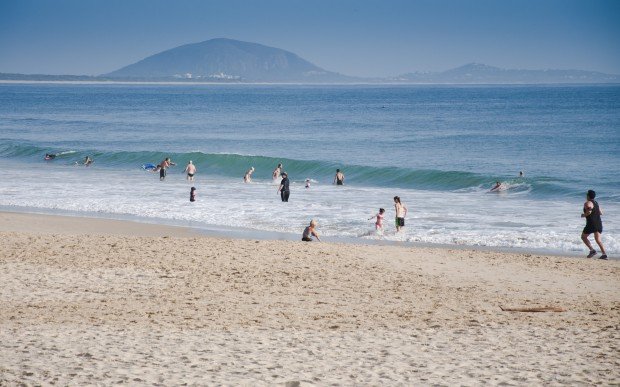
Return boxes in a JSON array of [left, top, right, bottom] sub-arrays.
[[334, 169, 345, 185], [156, 157, 176, 181], [394, 196, 408, 232], [272, 163, 283, 181], [190, 187, 197, 202], [184, 160, 197, 181], [277, 172, 290, 202], [301, 219, 321, 242], [581, 190, 607, 259]]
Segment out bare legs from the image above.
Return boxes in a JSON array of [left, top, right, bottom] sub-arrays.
[[582, 232, 607, 257]]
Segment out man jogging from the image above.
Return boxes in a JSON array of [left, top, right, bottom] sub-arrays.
[[581, 190, 607, 260]]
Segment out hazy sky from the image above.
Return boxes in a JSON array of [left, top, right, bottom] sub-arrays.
[[0, 0, 619, 77]]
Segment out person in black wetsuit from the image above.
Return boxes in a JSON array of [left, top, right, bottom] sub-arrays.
[[277, 172, 290, 202], [581, 190, 607, 259]]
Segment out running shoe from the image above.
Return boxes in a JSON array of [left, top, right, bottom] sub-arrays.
[[587, 250, 597, 258]]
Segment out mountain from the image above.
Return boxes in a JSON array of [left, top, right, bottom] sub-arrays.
[[395, 63, 620, 84], [2, 53, 618, 84], [104, 38, 351, 82]]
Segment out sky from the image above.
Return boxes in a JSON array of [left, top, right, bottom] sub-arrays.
[[0, 0, 619, 77]]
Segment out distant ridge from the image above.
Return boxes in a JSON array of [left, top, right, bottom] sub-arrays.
[[104, 38, 352, 83], [394, 63, 620, 84], [1, 43, 619, 84]]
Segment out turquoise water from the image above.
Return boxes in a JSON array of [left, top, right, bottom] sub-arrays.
[[0, 83, 618, 254]]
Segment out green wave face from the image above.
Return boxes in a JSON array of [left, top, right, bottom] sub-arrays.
[[0, 141, 577, 196]]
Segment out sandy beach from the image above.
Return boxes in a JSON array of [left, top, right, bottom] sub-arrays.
[[0, 211, 618, 385]]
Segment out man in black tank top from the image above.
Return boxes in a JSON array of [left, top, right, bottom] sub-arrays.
[[581, 190, 607, 259]]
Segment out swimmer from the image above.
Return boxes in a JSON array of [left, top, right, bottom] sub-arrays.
[[184, 160, 197, 181], [244, 167, 255, 183], [155, 157, 176, 181], [190, 186, 197, 202], [272, 163, 283, 181], [44, 153, 56, 160], [83, 156, 93, 166], [334, 169, 345, 185], [519, 171, 524, 178], [305, 179, 311, 188], [490, 181, 502, 192], [301, 219, 321, 242]]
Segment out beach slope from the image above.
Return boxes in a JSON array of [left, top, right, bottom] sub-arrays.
[[1, 212, 618, 385]]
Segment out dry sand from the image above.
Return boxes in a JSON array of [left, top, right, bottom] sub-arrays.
[[0, 211, 618, 385]]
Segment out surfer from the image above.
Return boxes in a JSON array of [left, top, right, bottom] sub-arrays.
[[277, 172, 290, 202], [184, 160, 196, 181], [244, 167, 255, 183], [581, 190, 607, 259], [301, 219, 321, 242], [83, 156, 93, 166], [394, 196, 408, 232], [333, 169, 345, 185], [190, 187, 196, 202], [490, 181, 502, 192], [44, 153, 56, 160], [272, 163, 283, 181], [156, 157, 176, 181], [369, 208, 385, 233]]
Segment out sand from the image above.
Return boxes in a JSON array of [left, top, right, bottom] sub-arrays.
[[0, 211, 618, 385]]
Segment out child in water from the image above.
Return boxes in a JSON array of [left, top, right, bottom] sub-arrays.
[[190, 187, 196, 202], [369, 208, 385, 233], [305, 179, 311, 188]]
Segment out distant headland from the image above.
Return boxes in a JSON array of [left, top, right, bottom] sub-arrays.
[[1, 38, 618, 84]]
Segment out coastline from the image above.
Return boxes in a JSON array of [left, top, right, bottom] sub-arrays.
[[1, 210, 619, 384], [0, 208, 589, 258], [2, 80, 619, 86]]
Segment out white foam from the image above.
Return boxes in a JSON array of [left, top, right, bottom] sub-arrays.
[[1, 160, 617, 255]]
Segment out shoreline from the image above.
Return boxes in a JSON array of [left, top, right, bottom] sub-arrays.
[[0, 208, 588, 258]]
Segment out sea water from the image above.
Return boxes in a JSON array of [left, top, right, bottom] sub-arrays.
[[0, 83, 618, 255]]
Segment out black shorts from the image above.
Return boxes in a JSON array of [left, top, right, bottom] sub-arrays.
[[395, 217, 405, 227], [583, 225, 602, 234], [160, 168, 166, 178], [302, 236, 313, 242]]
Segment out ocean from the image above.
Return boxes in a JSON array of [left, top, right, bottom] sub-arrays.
[[1, 83, 618, 255]]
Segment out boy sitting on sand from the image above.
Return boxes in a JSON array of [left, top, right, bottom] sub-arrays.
[[302, 220, 321, 242]]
